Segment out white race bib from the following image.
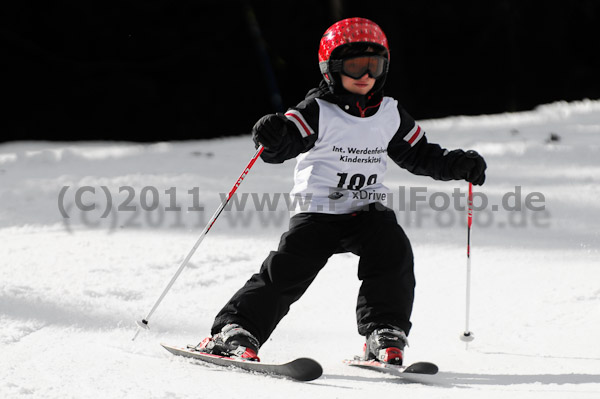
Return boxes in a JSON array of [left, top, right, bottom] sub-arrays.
[[290, 97, 401, 214]]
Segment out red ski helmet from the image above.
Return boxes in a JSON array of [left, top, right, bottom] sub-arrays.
[[318, 18, 390, 89]]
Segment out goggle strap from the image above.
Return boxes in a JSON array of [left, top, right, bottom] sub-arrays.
[[329, 59, 343, 73]]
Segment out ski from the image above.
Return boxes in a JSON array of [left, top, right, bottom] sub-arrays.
[[161, 343, 323, 382], [344, 357, 438, 377]]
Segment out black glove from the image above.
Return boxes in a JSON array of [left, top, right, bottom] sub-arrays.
[[251, 113, 288, 149], [454, 150, 487, 185]]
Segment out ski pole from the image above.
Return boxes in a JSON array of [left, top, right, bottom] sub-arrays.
[[460, 182, 475, 343], [132, 145, 265, 341]]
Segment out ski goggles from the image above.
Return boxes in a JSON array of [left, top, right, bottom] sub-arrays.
[[331, 55, 388, 79]]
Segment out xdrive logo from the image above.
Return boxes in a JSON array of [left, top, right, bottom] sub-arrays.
[[350, 190, 388, 202]]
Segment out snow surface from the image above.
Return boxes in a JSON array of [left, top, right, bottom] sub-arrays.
[[1, 99, 600, 398]]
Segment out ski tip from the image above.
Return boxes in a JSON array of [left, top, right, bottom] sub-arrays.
[[404, 361, 439, 375], [160, 344, 322, 382], [288, 358, 323, 381], [344, 358, 439, 375]]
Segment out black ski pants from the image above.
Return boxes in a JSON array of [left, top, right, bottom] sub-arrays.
[[211, 204, 415, 346]]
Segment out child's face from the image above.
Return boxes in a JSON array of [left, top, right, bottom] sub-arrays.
[[341, 74, 376, 95]]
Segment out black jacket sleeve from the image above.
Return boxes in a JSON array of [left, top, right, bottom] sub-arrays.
[[259, 91, 322, 164], [387, 105, 465, 181]]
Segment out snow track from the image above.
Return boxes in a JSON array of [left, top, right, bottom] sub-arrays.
[[1, 100, 599, 398]]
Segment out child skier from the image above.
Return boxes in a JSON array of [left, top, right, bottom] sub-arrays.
[[197, 17, 486, 364]]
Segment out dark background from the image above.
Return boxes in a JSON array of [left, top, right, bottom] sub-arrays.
[[2, 0, 599, 142]]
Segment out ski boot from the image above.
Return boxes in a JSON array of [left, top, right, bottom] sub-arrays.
[[196, 324, 260, 361], [364, 327, 408, 365]]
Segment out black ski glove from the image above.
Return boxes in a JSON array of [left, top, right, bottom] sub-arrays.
[[251, 113, 288, 150], [453, 150, 487, 185]]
